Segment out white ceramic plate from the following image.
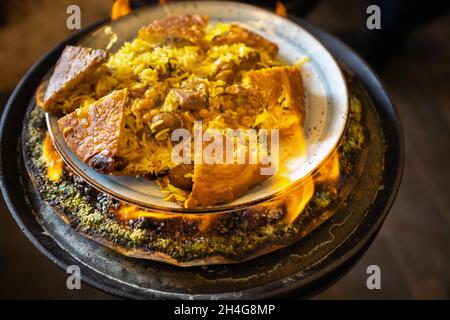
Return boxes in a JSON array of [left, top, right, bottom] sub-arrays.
[[46, 1, 348, 212]]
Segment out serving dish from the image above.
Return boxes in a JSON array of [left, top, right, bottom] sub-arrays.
[[24, 2, 357, 266], [45, 1, 348, 211], [0, 2, 403, 299]]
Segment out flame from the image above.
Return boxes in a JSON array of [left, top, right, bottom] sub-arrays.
[[117, 205, 185, 221], [40, 132, 339, 228], [276, 1, 287, 17], [111, 0, 287, 21], [116, 204, 213, 232], [42, 132, 64, 182], [115, 150, 339, 228], [111, 0, 131, 21], [282, 152, 340, 224], [283, 178, 315, 224], [112, 121, 340, 227], [314, 152, 340, 185], [137, 0, 286, 17], [35, 82, 46, 108]]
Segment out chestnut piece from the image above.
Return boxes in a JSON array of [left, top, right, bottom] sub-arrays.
[[167, 164, 194, 191], [88, 154, 115, 173]]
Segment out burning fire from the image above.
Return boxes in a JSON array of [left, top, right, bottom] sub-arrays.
[[114, 152, 340, 227], [112, 1, 288, 19], [275, 1, 287, 17], [42, 130, 340, 227], [111, 0, 131, 20], [282, 152, 340, 224], [314, 152, 340, 185], [282, 178, 315, 224], [116, 205, 214, 232], [42, 133, 64, 182]]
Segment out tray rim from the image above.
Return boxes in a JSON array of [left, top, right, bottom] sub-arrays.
[[0, 14, 404, 299]]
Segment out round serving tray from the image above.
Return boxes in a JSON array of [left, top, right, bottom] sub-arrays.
[[45, 1, 349, 212], [0, 13, 403, 299]]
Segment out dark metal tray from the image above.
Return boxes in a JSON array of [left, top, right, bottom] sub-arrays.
[[0, 16, 403, 299]]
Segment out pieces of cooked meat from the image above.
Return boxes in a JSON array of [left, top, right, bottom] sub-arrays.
[[212, 24, 279, 58], [58, 89, 128, 174], [163, 88, 207, 112], [138, 15, 208, 46], [42, 45, 108, 114]]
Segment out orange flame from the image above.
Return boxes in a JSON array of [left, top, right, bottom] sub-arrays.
[[35, 82, 45, 107], [282, 152, 340, 224], [314, 152, 340, 185], [117, 205, 188, 221], [149, 0, 287, 17], [116, 204, 214, 232], [42, 133, 64, 182], [111, 0, 131, 21], [115, 151, 339, 228], [276, 1, 287, 17], [283, 178, 315, 224], [41, 131, 339, 228]]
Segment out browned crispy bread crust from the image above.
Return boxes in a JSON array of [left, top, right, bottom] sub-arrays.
[[186, 163, 266, 208], [42, 45, 108, 113], [57, 89, 128, 173], [138, 14, 209, 46], [247, 66, 306, 129], [212, 24, 279, 58]]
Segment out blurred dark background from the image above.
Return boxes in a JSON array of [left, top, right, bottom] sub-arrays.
[[0, 0, 449, 299]]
